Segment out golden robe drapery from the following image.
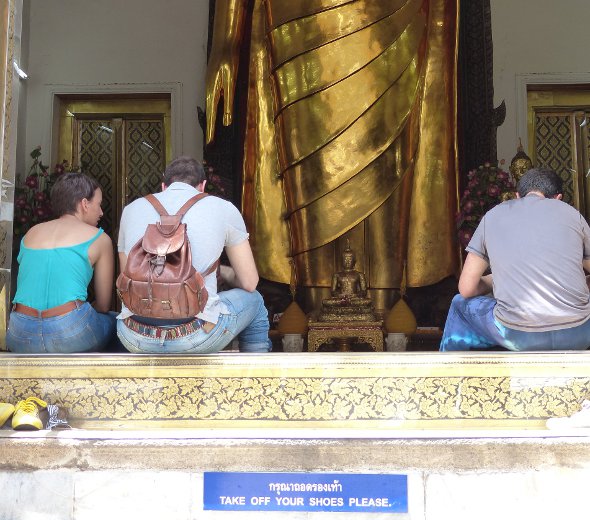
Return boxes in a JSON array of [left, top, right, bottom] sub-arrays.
[[207, 0, 460, 301]]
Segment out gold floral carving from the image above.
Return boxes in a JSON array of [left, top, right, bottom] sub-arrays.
[[1, 353, 590, 428]]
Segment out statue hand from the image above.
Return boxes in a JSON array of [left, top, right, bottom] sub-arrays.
[[205, 0, 246, 144]]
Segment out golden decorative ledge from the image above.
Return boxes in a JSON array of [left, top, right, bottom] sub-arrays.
[[0, 352, 589, 430]]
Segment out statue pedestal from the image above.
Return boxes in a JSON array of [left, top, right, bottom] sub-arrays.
[[307, 320, 384, 352]]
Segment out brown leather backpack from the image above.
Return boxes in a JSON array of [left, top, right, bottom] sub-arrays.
[[116, 193, 218, 319]]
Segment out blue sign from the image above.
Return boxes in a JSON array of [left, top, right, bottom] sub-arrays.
[[203, 472, 408, 513]]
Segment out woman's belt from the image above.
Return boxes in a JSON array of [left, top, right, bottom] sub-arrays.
[[123, 316, 209, 339], [13, 300, 84, 318]]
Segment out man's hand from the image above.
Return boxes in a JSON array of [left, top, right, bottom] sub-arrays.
[[225, 240, 259, 292], [458, 253, 493, 298]]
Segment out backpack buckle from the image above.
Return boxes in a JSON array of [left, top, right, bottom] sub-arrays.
[[161, 300, 172, 311]]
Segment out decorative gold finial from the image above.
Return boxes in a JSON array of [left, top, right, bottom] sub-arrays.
[[278, 258, 308, 334]]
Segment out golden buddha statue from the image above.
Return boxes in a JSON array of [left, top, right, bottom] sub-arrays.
[[318, 243, 376, 322], [501, 140, 533, 201], [510, 139, 533, 183], [206, 0, 460, 311]]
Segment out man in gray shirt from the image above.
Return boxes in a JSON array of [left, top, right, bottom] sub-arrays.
[[441, 168, 590, 351], [116, 156, 271, 353]]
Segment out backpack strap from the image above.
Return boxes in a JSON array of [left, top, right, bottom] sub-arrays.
[[176, 193, 209, 218], [202, 259, 220, 276], [144, 192, 220, 276], [144, 193, 209, 218]]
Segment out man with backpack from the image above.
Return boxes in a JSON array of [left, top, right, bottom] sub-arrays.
[[116, 156, 271, 353]]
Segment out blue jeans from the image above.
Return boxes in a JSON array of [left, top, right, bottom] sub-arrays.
[[6, 302, 116, 353], [117, 289, 271, 354], [440, 294, 590, 352]]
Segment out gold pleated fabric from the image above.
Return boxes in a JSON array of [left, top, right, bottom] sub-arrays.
[[240, 0, 459, 288]]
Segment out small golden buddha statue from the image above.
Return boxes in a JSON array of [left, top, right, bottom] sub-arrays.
[[318, 242, 376, 322], [501, 139, 534, 201], [510, 139, 533, 183]]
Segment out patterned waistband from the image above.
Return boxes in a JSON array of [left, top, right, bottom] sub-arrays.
[[123, 317, 204, 339]]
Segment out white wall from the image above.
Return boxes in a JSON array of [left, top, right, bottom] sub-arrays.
[[491, 0, 590, 164], [19, 2, 590, 178], [19, 0, 209, 172]]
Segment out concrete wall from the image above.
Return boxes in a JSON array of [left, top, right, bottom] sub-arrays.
[[2, 436, 590, 520], [17, 0, 209, 173], [491, 0, 590, 164]]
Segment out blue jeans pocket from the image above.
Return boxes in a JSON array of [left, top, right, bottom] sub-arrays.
[[46, 323, 98, 353], [6, 328, 38, 353]]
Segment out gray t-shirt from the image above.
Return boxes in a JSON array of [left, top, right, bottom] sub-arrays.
[[117, 182, 249, 323], [467, 194, 590, 332]]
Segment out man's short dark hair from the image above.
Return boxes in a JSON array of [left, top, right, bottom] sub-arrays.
[[50, 172, 100, 217], [163, 156, 206, 187], [517, 168, 563, 198]]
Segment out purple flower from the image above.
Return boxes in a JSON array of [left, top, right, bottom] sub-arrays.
[[487, 184, 500, 197], [25, 175, 38, 189]]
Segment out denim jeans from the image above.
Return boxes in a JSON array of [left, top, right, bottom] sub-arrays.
[[117, 289, 272, 354], [440, 294, 590, 352], [6, 302, 116, 353]]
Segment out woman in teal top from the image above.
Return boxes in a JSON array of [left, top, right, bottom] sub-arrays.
[[7, 172, 115, 353]]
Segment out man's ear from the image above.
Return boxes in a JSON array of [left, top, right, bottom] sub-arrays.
[[555, 193, 563, 200], [197, 180, 207, 192], [161, 182, 167, 192]]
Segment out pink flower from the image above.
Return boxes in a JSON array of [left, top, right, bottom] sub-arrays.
[[468, 178, 477, 188], [34, 207, 50, 219], [487, 184, 500, 197], [34, 192, 46, 202], [25, 175, 38, 189], [463, 200, 475, 213], [496, 170, 508, 181]]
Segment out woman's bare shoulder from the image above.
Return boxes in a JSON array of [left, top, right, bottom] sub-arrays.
[[24, 219, 107, 249]]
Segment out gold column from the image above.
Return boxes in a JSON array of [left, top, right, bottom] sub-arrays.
[[0, 0, 17, 349]]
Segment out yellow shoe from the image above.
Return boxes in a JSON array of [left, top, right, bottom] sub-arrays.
[[0, 403, 15, 428], [12, 397, 48, 431]]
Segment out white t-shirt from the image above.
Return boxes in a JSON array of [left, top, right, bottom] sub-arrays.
[[117, 182, 249, 323]]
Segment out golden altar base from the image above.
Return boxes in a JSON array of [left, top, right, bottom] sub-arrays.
[[307, 320, 384, 352], [1, 352, 590, 430]]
